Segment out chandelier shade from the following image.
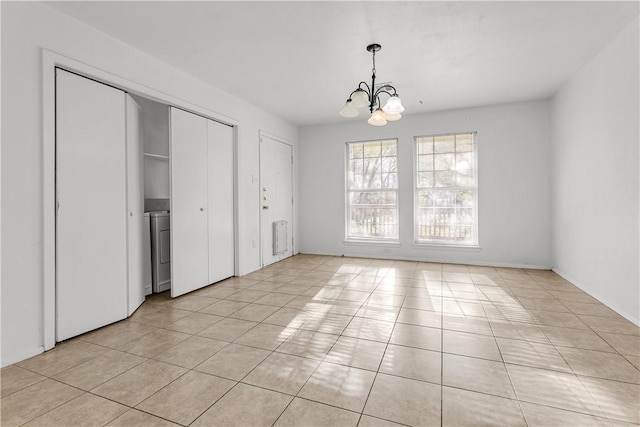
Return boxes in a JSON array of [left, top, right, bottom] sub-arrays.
[[367, 109, 388, 126], [339, 43, 404, 126], [382, 96, 405, 113], [340, 100, 359, 118], [383, 111, 402, 121], [350, 90, 370, 108]]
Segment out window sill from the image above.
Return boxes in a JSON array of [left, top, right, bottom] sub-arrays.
[[412, 242, 481, 251], [343, 240, 401, 248]]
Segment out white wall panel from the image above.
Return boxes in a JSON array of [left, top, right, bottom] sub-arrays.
[[551, 17, 639, 325], [299, 100, 552, 268]]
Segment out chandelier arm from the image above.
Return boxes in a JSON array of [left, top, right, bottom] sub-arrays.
[[356, 82, 372, 96], [373, 86, 398, 98]]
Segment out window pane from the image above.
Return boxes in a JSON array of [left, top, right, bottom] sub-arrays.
[[363, 142, 381, 158], [361, 158, 381, 189], [456, 153, 473, 171], [457, 191, 475, 207], [349, 143, 364, 159], [382, 173, 397, 189], [382, 156, 396, 173], [363, 157, 381, 174], [417, 154, 434, 172], [381, 140, 397, 156], [456, 171, 474, 187], [456, 226, 472, 241], [434, 153, 455, 171], [434, 171, 456, 187], [417, 172, 433, 188], [457, 208, 474, 226], [456, 134, 473, 152], [434, 135, 455, 153], [417, 138, 433, 155], [417, 190, 434, 207]]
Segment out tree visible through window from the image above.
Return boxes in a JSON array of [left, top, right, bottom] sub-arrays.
[[346, 139, 398, 240], [415, 133, 478, 245]]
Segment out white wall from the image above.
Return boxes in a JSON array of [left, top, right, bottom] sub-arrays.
[[1, 2, 298, 366], [551, 17, 639, 325], [299, 100, 551, 268]]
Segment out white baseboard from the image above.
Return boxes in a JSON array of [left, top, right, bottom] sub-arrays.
[[552, 268, 640, 326], [1, 346, 44, 368], [298, 250, 551, 270]]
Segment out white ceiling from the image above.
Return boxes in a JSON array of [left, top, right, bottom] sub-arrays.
[[45, 1, 638, 126]]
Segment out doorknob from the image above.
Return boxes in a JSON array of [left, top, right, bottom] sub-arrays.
[[200, 208, 204, 211], [263, 205, 269, 210]]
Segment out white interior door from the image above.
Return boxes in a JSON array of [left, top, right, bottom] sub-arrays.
[[56, 69, 128, 341], [170, 107, 209, 297], [260, 135, 293, 266], [125, 94, 145, 315], [207, 120, 235, 283]]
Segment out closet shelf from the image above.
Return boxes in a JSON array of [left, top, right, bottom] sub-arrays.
[[144, 153, 169, 160]]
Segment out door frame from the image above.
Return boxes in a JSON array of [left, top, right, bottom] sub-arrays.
[[258, 131, 295, 267], [42, 49, 239, 351]]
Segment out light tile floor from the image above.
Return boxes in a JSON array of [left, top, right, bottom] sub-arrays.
[[2, 254, 639, 426]]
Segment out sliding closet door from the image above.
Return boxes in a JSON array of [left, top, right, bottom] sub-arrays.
[[56, 69, 128, 340], [170, 107, 209, 297], [207, 120, 235, 283]]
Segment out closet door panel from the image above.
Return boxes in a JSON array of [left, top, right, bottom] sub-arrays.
[[126, 94, 145, 315], [170, 108, 209, 297], [56, 69, 128, 341], [207, 120, 235, 283]]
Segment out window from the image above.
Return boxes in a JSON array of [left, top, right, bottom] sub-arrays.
[[415, 132, 478, 245], [346, 139, 398, 240]]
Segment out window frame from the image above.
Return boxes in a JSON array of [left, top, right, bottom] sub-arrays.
[[413, 132, 479, 247], [345, 138, 400, 242]]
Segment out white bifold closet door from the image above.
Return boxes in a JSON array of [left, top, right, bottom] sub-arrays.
[[207, 120, 235, 284], [56, 69, 128, 341], [125, 95, 145, 316], [170, 107, 234, 297]]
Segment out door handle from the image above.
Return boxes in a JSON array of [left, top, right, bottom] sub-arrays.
[[263, 205, 269, 210], [200, 208, 204, 212]]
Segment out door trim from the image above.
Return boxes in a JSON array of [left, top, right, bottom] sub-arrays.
[[42, 49, 239, 351], [258, 130, 295, 267]]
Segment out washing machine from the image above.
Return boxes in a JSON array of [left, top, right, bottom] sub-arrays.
[[150, 211, 171, 293]]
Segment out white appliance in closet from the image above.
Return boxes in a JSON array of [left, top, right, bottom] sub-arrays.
[[170, 107, 235, 297], [55, 69, 145, 341]]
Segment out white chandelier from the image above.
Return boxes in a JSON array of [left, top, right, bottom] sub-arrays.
[[340, 43, 405, 126]]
